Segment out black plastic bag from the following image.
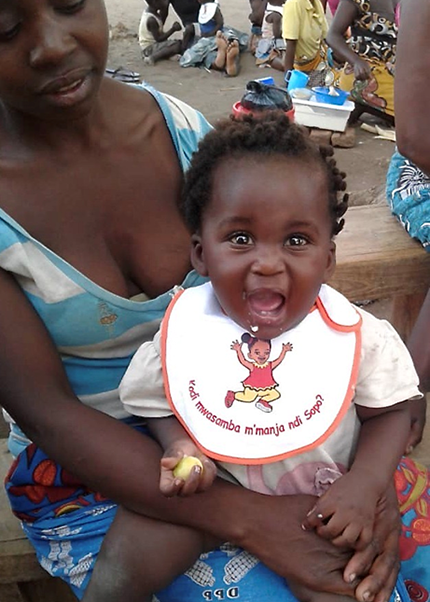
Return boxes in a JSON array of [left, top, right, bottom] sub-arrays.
[[241, 80, 293, 113]]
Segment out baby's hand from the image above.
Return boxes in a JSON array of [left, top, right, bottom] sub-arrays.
[[301, 472, 378, 550], [160, 443, 217, 497]]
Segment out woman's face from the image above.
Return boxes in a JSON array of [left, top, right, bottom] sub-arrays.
[[0, 0, 109, 121]]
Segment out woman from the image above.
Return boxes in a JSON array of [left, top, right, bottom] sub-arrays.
[[326, 0, 397, 125], [0, 1, 417, 601], [386, 0, 430, 453], [282, 0, 333, 86]]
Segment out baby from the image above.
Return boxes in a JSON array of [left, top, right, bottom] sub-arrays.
[[119, 113, 419, 602]]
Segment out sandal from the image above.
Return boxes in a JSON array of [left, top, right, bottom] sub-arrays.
[[105, 67, 141, 84]]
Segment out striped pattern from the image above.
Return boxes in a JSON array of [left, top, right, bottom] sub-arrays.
[[0, 83, 210, 432]]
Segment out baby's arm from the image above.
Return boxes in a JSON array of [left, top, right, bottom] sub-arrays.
[[147, 416, 217, 497], [303, 401, 410, 549]]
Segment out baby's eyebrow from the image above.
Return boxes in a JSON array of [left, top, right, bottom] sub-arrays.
[[218, 216, 253, 228]]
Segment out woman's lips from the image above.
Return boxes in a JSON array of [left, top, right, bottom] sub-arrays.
[[39, 73, 92, 108]]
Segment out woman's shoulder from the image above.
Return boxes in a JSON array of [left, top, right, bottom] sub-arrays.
[[101, 78, 212, 169]]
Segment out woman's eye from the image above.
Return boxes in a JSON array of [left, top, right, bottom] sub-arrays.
[[57, 0, 86, 14], [0, 23, 20, 42], [286, 235, 308, 247], [230, 233, 252, 245]]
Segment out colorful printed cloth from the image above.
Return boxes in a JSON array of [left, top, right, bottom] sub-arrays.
[[5, 443, 429, 601], [338, 0, 397, 116], [386, 150, 430, 252]]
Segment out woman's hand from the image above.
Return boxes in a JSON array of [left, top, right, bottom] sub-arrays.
[[353, 57, 372, 80], [238, 488, 400, 600], [239, 494, 358, 596], [344, 484, 401, 602]]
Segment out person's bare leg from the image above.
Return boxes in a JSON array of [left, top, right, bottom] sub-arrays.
[[212, 30, 228, 70], [143, 41, 182, 66], [181, 23, 196, 52], [226, 39, 240, 77], [270, 54, 284, 71], [83, 506, 207, 602]]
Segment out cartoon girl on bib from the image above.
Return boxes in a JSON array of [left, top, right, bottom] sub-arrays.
[[225, 333, 293, 412]]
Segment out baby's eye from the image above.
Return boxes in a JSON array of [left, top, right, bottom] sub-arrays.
[[285, 235, 308, 247], [230, 233, 252, 245]]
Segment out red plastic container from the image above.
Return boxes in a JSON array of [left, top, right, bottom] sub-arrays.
[[232, 101, 295, 122]]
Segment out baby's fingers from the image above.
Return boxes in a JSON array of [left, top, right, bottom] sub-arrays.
[[302, 502, 330, 530], [159, 466, 186, 497], [197, 458, 217, 491], [332, 524, 373, 550], [178, 465, 205, 496]]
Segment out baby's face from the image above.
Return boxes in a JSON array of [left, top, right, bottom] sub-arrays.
[[191, 155, 336, 340]]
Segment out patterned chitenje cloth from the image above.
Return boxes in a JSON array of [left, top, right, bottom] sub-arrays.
[[386, 151, 430, 252], [338, 0, 397, 116], [5, 445, 429, 602]]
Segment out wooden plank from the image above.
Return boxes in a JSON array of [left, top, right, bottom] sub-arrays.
[[0, 583, 26, 602], [19, 578, 78, 602], [330, 205, 430, 301]]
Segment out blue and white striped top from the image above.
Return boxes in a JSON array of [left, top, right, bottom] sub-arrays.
[[1, 83, 210, 450]]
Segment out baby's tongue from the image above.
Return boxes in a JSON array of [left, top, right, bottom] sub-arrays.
[[248, 291, 284, 313]]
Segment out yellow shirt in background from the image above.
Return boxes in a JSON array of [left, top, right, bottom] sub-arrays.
[[282, 0, 328, 61]]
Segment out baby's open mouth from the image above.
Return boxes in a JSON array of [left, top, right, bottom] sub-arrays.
[[247, 290, 285, 317]]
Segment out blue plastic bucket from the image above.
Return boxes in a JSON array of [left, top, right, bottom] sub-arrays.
[[285, 69, 309, 91], [312, 86, 349, 105]]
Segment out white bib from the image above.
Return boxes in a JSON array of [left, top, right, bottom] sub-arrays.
[[161, 283, 361, 465]]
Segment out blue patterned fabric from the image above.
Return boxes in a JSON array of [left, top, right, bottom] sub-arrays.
[[386, 150, 430, 251]]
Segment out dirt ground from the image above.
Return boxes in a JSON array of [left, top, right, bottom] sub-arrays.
[[104, 0, 395, 199]]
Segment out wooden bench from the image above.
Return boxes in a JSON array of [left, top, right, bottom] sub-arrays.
[[330, 204, 430, 340], [1, 203, 429, 602]]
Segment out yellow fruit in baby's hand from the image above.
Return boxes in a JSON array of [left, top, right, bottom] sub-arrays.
[[173, 456, 203, 480]]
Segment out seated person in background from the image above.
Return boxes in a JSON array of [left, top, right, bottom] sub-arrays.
[[139, 0, 183, 65], [180, 0, 224, 52], [282, 0, 333, 87], [326, 0, 398, 126], [197, 0, 224, 37], [180, 2, 241, 77], [255, 1, 286, 70], [114, 113, 422, 602]]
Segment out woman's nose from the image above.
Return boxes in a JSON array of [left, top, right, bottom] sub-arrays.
[[29, 16, 75, 68]]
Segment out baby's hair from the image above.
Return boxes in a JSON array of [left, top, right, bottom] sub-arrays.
[[241, 332, 271, 351], [181, 112, 348, 237]]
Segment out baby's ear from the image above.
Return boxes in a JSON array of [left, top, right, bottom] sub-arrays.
[[191, 234, 209, 277], [323, 241, 336, 282]]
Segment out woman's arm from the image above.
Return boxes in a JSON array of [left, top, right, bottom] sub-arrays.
[[0, 268, 399, 599], [395, 0, 430, 173], [326, 0, 371, 79], [283, 39, 297, 73]]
